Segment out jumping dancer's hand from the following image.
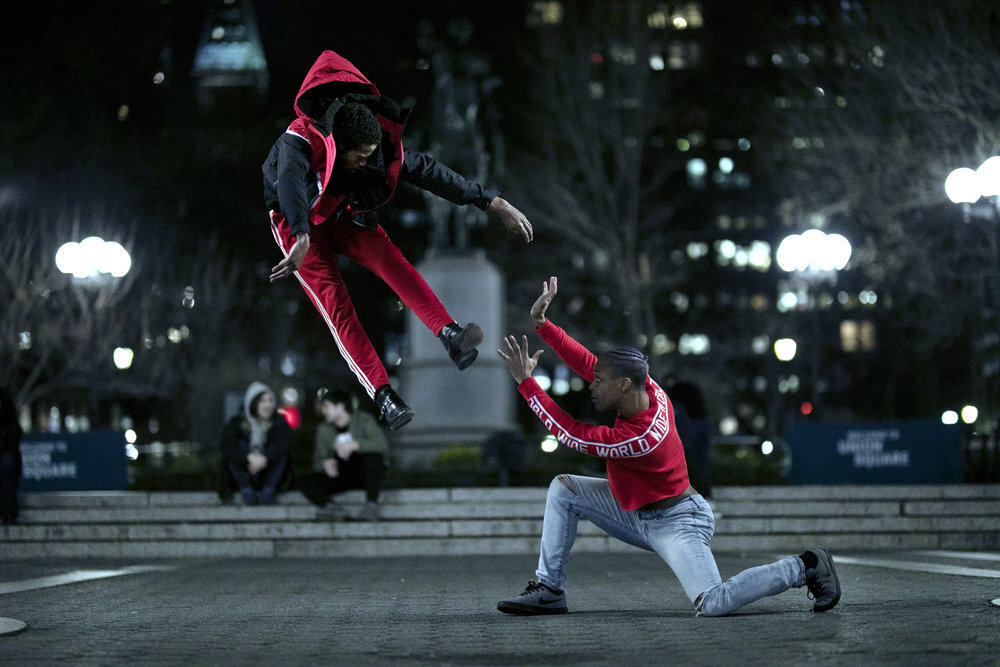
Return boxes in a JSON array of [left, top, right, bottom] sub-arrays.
[[489, 197, 533, 243], [497, 335, 543, 384], [530, 276, 558, 328], [270, 233, 310, 282]]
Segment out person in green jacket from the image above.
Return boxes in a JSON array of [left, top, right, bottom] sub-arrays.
[[298, 388, 388, 521]]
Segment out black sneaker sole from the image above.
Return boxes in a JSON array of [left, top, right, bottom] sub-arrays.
[[458, 323, 484, 351], [497, 601, 568, 615], [454, 349, 479, 370], [386, 409, 415, 431], [814, 593, 841, 612]]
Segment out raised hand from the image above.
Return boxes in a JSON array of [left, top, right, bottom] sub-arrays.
[[496, 335, 544, 383], [530, 276, 558, 328]]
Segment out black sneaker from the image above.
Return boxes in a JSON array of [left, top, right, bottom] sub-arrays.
[[497, 581, 567, 615], [438, 322, 483, 370], [374, 385, 414, 430], [804, 548, 841, 612]]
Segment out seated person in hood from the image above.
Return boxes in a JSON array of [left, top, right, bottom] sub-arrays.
[[220, 381, 292, 505]]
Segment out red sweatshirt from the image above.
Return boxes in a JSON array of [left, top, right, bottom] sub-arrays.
[[518, 321, 690, 511]]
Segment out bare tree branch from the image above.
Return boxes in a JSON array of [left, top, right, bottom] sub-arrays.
[[504, 0, 694, 350]]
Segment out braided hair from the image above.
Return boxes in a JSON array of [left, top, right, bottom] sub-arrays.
[[333, 103, 382, 150], [599, 347, 649, 387]]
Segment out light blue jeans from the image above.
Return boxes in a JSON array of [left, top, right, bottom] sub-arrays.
[[535, 474, 806, 616]]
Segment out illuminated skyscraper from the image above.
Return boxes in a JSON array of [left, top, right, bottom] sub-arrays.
[[191, 0, 268, 108]]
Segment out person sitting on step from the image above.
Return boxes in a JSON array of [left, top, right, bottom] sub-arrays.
[[298, 388, 388, 521], [220, 381, 292, 506]]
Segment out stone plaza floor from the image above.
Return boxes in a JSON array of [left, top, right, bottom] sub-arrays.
[[1, 550, 999, 665]]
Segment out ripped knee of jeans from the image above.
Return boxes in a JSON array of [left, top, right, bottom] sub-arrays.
[[556, 474, 579, 496]]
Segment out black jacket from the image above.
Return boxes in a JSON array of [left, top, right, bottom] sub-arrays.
[[262, 50, 500, 236], [220, 415, 292, 470], [263, 139, 499, 235]]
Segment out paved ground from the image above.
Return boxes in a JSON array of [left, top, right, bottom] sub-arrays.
[[1, 551, 999, 665]]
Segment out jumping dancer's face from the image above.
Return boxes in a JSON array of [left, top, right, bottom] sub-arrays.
[[338, 143, 377, 171]]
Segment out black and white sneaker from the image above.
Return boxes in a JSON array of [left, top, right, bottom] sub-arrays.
[[804, 548, 841, 612], [497, 581, 568, 615]]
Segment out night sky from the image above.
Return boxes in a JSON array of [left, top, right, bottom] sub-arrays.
[[1, 1, 531, 245], [7, 1, 997, 433]]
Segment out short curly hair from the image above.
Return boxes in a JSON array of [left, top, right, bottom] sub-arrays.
[[333, 103, 382, 150]]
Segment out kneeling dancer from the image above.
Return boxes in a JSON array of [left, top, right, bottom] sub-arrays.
[[495, 277, 841, 616]]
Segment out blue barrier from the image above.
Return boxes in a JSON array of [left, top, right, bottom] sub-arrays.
[[20, 431, 128, 491], [787, 419, 963, 484]]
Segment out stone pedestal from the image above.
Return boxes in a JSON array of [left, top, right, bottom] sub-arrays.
[[394, 250, 514, 466]]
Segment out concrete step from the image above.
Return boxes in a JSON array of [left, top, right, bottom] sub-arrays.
[[15, 498, 998, 523], [4, 514, 997, 542], [3, 515, 999, 541], [14, 484, 999, 504], [17, 484, 998, 508], [15, 488, 550, 508], [2, 531, 998, 559], [712, 484, 1000, 500], [2, 485, 998, 558]]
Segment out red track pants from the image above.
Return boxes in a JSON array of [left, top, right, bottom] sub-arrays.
[[270, 211, 453, 398]]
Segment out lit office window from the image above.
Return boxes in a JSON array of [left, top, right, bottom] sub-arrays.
[[673, 2, 704, 28], [679, 333, 710, 355], [527, 1, 563, 26], [686, 158, 707, 188], [841, 320, 876, 352]]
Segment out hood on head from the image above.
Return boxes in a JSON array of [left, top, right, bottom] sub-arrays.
[[243, 381, 274, 421], [294, 50, 380, 122]]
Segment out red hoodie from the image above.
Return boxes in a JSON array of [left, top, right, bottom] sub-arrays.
[[285, 50, 407, 226], [518, 321, 690, 510]]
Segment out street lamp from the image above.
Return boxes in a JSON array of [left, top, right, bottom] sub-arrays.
[[776, 229, 852, 276], [776, 229, 852, 412], [945, 156, 1000, 221], [55, 236, 132, 422], [773, 338, 797, 362], [113, 347, 135, 370], [946, 156, 1000, 431], [55, 236, 131, 280]]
